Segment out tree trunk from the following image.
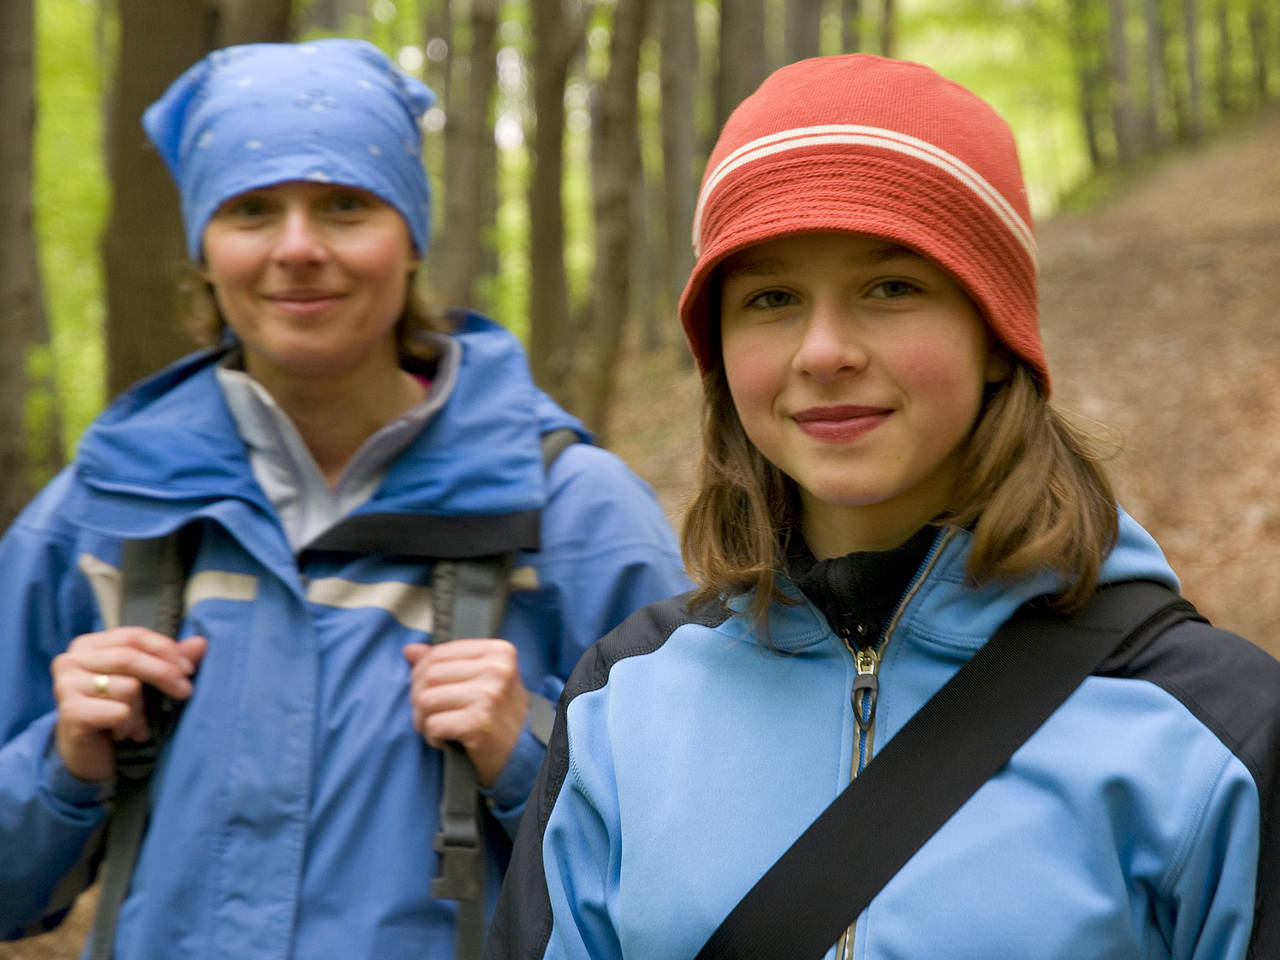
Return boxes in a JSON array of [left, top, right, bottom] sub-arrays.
[[528, 0, 592, 402], [424, 0, 453, 293], [1068, 0, 1106, 170], [1107, 0, 1140, 166], [0, 0, 48, 527], [1247, 3, 1269, 101], [578, 0, 652, 437], [660, 0, 697, 349], [879, 0, 897, 58], [787, 0, 824, 64], [716, 0, 767, 128], [842, 0, 864, 52], [216, 0, 293, 45], [1213, 0, 1232, 115], [1142, 0, 1169, 150], [631, 131, 661, 352], [438, 0, 498, 311], [104, 1, 217, 399], [1182, 0, 1205, 142], [304, 0, 365, 33]]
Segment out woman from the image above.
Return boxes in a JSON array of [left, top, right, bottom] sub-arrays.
[[0, 39, 689, 958], [486, 54, 1280, 959]]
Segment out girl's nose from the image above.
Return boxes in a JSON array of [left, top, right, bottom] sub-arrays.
[[791, 302, 868, 381], [272, 208, 327, 266]]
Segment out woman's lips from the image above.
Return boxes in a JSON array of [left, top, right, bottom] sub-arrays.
[[792, 405, 891, 442], [266, 291, 344, 317]]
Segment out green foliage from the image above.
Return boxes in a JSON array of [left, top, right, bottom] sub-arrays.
[[902, 0, 1088, 217], [35, 0, 107, 455]]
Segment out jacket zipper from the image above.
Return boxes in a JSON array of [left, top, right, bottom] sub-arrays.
[[831, 529, 956, 960]]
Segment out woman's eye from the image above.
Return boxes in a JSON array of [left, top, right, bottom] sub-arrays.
[[869, 279, 922, 299], [745, 289, 797, 310], [328, 191, 371, 213], [224, 197, 270, 218]]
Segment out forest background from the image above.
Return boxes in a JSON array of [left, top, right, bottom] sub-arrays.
[[1, 0, 1279, 955]]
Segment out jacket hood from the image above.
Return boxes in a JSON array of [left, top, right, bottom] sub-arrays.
[[69, 313, 586, 538], [756, 510, 1179, 656]]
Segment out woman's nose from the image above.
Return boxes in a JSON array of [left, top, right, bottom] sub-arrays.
[[272, 208, 327, 265], [791, 303, 868, 381]]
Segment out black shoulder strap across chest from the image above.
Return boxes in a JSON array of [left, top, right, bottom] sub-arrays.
[[696, 579, 1202, 960]]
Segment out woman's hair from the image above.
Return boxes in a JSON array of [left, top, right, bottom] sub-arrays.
[[177, 265, 454, 363], [681, 360, 1118, 621]]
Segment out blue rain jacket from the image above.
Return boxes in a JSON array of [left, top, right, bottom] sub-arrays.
[[489, 513, 1280, 960], [0, 314, 690, 959]]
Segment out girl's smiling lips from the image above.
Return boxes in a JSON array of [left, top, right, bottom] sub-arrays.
[[792, 405, 891, 442]]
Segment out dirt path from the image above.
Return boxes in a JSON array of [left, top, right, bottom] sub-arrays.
[[611, 105, 1280, 651]]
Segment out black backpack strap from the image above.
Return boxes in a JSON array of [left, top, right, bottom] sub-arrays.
[[697, 580, 1201, 960], [431, 428, 579, 960], [88, 529, 194, 960]]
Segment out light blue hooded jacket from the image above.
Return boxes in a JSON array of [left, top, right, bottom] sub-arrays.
[[0, 314, 690, 959], [488, 514, 1280, 960]]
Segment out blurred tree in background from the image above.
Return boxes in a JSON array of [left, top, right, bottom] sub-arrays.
[[5, 0, 1279, 528]]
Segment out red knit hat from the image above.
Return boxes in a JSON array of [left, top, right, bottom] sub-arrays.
[[679, 54, 1048, 393]]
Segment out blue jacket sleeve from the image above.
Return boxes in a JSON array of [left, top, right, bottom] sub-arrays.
[[482, 443, 689, 838], [0, 475, 115, 939]]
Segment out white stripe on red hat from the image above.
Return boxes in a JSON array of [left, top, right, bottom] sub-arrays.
[[692, 124, 1037, 266]]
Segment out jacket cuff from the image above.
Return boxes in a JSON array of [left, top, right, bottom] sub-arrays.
[[481, 722, 543, 820], [39, 727, 115, 813]]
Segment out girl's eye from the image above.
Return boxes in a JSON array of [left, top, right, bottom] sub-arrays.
[[745, 289, 798, 310], [869, 279, 922, 300]]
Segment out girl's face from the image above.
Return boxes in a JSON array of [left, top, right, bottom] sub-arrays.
[[201, 180, 418, 390], [719, 231, 1007, 557]]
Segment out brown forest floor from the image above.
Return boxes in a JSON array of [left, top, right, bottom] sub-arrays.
[[7, 107, 1280, 958]]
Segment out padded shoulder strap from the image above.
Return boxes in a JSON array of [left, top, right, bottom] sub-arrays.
[[697, 580, 1200, 960], [89, 529, 195, 960]]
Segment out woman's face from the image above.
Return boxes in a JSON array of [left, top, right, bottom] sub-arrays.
[[718, 231, 1006, 557], [201, 180, 418, 388]]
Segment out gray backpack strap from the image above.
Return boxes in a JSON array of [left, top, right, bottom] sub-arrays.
[[430, 428, 579, 960], [89, 530, 191, 960]]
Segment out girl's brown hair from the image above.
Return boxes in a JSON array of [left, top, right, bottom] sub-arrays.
[[177, 266, 453, 363], [681, 361, 1118, 621]]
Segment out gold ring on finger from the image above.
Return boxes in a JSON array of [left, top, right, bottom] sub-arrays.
[[92, 674, 111, 697]]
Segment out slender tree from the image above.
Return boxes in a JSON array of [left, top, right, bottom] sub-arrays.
[[716, 0, 767, 128], [438, 0, 499, 310], [1182, 0, 1205, 141], [843, 0, 864, 52], [879, 0, 897, 58], [1107, 0, 1140, 165], [787, 0, 825, 63], [1213, 0, 1233, 114], [579, 0, 653, 435], [527, 0, 593, 401], [1246, 2, 1269, 101], [1068, 0, 1107, 169], [0, 0, 52, 528], [216, 0, 292, 44], [660, 0, 698, 342], [1142, 0, 1170, 149], [103, 0, 218, 398]]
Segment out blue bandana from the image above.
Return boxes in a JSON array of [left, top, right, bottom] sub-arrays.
[[143, 39, 435, 259]]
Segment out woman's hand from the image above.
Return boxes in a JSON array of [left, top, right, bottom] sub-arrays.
[[403, 639, 529, 789], [50, 628, 208, 783]]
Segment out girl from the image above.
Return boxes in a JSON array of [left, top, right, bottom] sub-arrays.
[[0, 40, 688, 959], [486, 54, 1280, 960]]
